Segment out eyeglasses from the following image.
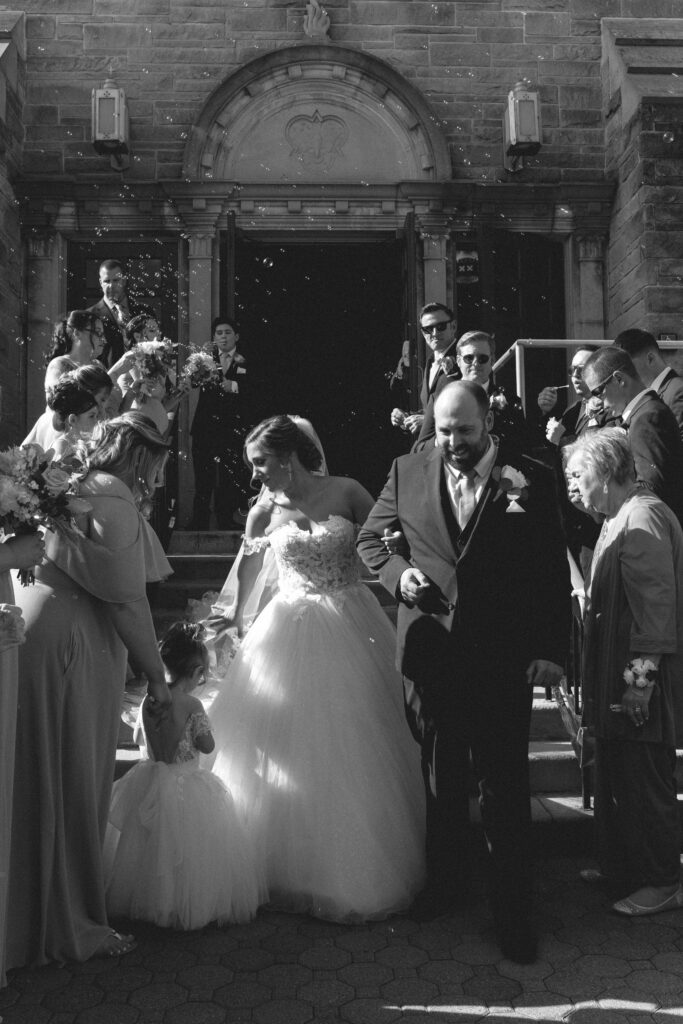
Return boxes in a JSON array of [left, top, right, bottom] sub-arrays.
[[569, 366, 584, 378], [459, 353, 491, 366], [421, 321, 452, 335], [589, 372, 615, 398]]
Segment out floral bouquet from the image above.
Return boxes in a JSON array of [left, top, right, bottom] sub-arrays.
[[132, 339, 176, 384], [0, 443, 90, 585], [178, 350, 220, 390], [0, 603, 25, 654]]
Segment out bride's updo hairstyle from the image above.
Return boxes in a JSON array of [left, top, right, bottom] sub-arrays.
[[244, 414, 324, 473], [45, 310, 101, 364], [81, 411, 170, 501], [47, 374, 98, 431], [158, 621, 207, 685]]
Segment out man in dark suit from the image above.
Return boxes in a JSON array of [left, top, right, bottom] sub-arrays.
[[582, 347, 683, 524], [86, 259, 154, 367], [390, 302, 458, 447], [190, 316, 250, 530], [613, 329, 683, 440], [357, 381, 570, 963]]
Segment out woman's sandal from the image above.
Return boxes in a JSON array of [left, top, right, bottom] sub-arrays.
[[613, 886, 683, 917], [94, 930, 137, 958]]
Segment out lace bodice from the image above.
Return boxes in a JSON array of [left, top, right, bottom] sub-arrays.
[[267, 515, 362, 599], [143, 710, 212, 765]]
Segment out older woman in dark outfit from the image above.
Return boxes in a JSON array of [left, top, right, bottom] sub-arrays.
[[565, 428, 683, 916]]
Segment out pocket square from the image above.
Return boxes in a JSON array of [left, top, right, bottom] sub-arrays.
[[237, 367, 247, 374], [505, 500, 526, 513]]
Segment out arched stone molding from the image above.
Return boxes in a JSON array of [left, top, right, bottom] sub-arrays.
[[183, 45, 451, 184]]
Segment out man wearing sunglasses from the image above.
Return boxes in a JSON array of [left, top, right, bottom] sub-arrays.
[[582, 348, 683, 524], [455, 331, 530, 453], [391, 303, 458, 450]]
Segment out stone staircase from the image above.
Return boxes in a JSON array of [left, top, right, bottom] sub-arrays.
[[122, 530, 680, 852]]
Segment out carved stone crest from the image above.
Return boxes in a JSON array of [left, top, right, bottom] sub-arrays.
[[285, 109, 349, 171], [303, 0, 330, 41]]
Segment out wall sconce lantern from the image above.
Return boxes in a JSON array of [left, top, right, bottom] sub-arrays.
[[503, 82, 541, 173], [91, 78, 129, 169]]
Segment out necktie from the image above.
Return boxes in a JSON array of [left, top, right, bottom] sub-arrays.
[[456, 470, 478, 529]]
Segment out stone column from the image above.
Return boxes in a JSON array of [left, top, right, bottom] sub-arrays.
[[25, 230, 66, 428], [417, 214, 453, 310], [571, 235, 607, 340]]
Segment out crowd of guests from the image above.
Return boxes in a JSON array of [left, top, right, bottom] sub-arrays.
[[0, 288, 682, 985]]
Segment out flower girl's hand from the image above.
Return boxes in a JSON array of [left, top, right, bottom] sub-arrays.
[[205, 611, 243, 639]]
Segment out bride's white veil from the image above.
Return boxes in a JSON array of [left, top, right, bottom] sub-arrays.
[[206, 415, 329, 639]]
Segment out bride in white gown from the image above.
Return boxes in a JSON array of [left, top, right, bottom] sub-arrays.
[[205, 414, 425, 922]]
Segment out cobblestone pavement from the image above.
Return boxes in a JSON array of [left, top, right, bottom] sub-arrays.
[[2, 856, 682, 1024]]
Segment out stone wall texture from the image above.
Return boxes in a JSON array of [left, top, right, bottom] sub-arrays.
[[15, 0, 637, 184], [0, 12, 26, 446]]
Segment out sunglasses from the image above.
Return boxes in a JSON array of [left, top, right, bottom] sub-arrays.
[[421, 321, 452, 335], [569, 366, 584, 377], [589, 372, 615, 398], [459, 353, 491, 366]]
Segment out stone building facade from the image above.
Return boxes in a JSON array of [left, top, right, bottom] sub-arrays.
[[0, 1, 681, 515]]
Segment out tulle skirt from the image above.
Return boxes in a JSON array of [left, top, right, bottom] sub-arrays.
[[207, 582, 425, 922], [105, 760, 263, 930]]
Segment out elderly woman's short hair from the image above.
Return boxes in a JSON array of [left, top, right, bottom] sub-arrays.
[[564, 427, 635, 486]]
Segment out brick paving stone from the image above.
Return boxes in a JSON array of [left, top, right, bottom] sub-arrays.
[[10, 967, 73, 992], [570, 1010, 653, 1024], [129, 982, 187, 1011], [510, 993, 573, 1019], [213, 980, 271, 1009], [252, 998, 313, 1024], [447, 935, 500, 966], [165, 1004, 227, 1024], [96, 967, 153, 992], [545, 967, 615, 1000], [175, 965, 234, 990], [573, 954, 633, 978], [495, 956, 553, 982], [340, 998, 403, 1024], [417, 959, 473, 986], [74, 1007, 140, 1024], [538, 934, 582, 966], [336, 963, 393, 992], [333, 932, 389, 958], [375, 946, 428, 970], [380, 976, 440, 1006], [259, 934, 312, 959], [222, 948, 275, 972], [298, 946, 352, 971], [297, 978, 354, 1007], [625, 969, 683, 998], [462, 973, 522, 1002], [42, 985, 103, 1013], [141, 951, 198, 972], [257, 964, 312, 991], [0, 1009, 52, 1024], [621, 921, 680, 948], [652, 952, 683, 976]]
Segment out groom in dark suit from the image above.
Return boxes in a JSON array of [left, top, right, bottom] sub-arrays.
[[357, 381, 570, 963]]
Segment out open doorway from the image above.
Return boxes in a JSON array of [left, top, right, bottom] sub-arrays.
[[229, 236, 408, 496]]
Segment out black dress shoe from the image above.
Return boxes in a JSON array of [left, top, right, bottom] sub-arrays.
[[497, 917, 538, 964]]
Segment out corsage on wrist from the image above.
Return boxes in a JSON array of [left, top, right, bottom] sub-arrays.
[[623, 658, 659, 690]]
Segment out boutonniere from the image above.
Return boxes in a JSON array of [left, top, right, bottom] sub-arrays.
[[492, 464, 529, 512], [233, 353, 246, 367], [441, 355, 457, 376], [489, 388, 508, 411]]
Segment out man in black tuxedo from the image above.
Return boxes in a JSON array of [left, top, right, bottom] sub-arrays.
[[613, 329, 683, 440], [390, 302, 458, 447], [86, 259, 154, 367], [357, 381, 570, 963], [582, 347, 683, 524]]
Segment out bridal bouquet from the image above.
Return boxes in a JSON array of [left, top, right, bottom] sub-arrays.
[[132, 339, 176, 383], [179, 350, 220, 389], [0, 443, 90, 585]]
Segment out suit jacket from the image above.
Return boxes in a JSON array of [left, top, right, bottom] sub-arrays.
[[412, 351, 458, 451], [656, 368, 683, 440], [86, 298, 154, 367], [357, 444, 570, 727], [190, 348, 249, 449], [626, 391, 683, 524]]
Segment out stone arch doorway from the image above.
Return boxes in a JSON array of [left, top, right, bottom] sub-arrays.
[[175, 46, 452, 523]]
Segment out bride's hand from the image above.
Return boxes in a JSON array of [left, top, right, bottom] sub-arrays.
[[205, 611, 243, 639]]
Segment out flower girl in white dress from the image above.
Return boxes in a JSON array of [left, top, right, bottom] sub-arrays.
[[104, 622, 263, 930]]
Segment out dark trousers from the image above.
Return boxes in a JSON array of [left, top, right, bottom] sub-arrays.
[[594, 737, 680, 891], [191, 444, 249, 529], [419, 677, 534, 919]]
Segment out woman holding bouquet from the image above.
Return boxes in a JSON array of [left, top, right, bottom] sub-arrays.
[[7, 413, 173, 968], [565, 428, 683, 915]]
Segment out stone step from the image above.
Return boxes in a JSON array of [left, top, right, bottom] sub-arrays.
[[168, 530, 244, 555]]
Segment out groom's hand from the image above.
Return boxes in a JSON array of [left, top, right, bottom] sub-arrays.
[[399, 568, 434, 606]]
